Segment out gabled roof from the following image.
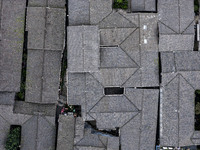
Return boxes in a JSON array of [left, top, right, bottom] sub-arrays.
[[21, 115, 56, 150], [158, 0, 194, 34], [158, 0, 194, 52], [57, 115, 75, 150], [26, 7, 65, 50], [25, 50, 61, 104], [160, 51, 200, 146], [67, 26, 100, 73], [99, 11, 136, 28], [121, 89, 159, 150], [0, 0, 26, 92], [100, 47, 138, 68], [160, 74, 194, 147]]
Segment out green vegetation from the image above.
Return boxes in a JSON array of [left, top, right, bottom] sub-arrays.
[[16, 31, 28, 101], [195, 90, 200, 130], [5, 127, 21, 150], [60, 48, 67, 95], [196, 102, 200, 115], [113, 0, 128, 9], [16, 53, 27, 101], [194, 0, 199, 15]]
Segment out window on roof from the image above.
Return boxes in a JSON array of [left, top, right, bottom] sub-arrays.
[[195, 90, 200, 130], [104, 87, 124, 95]]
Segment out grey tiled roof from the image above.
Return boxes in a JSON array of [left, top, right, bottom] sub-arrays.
[[123, 51, 159, 87], [14, 101, 56, 116], [67, 73, 159, 147], [100, 28, 136, 46], [161, 51, 200, 73], [90, 0, 112, 25], [68, 0, 90, 26], [25, 5, 64, 104], [21, 115, 56, 150], [159, 34, 194, 51], [158, 0, 194, 34], [67, 26, 100, 72], [28, 0, 66, 8], [73, 119, 120, 149], [57, 115, 75, 150], [26, 7, 65, 50], [160, 74, 194, 147], [160, 52, 200, 147], [139, 14, 158, 51], [0, 92, 15, 105], [0, 105, 33, 150], [0, 0, 26, 92], [121, 89, 159, 150], [131, 0, 156, 12], [25, 50, 61, 103], [0, 115, 10, 150], [158, 0, 194, 52], [26, 7, 46, 49], [100, 47, 138, 68], [99, 11, 136, 28]]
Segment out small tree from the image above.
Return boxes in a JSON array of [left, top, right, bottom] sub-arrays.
[[5, 127, 21, 150]]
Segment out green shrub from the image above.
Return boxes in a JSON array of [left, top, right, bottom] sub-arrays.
[[5, 127, 21, 150], [194, 0, 199, 14], [113, 0, 128, 9], [196, 102, 200, 115]]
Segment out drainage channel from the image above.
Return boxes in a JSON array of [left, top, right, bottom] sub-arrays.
[[15, 0, 29, 101], [155, 52, 162, 148]]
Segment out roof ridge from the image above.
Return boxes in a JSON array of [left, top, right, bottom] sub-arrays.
[[159, 21, 179, 34]]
